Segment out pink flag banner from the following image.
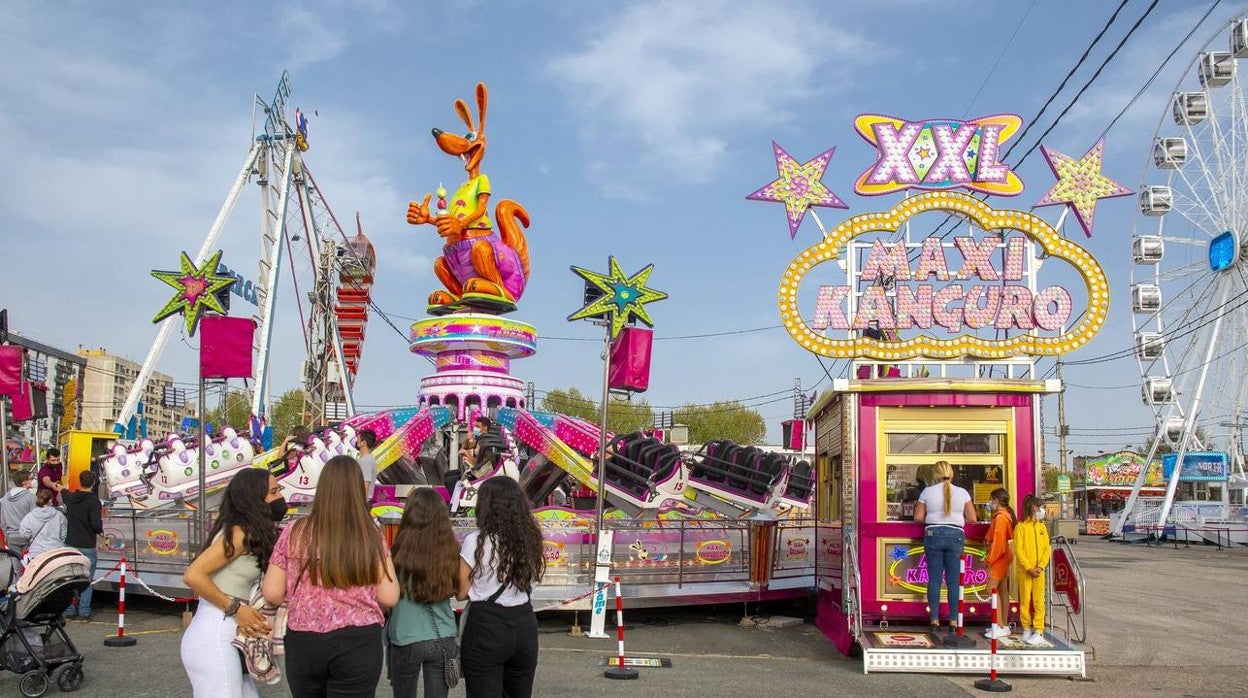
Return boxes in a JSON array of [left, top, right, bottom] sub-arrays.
[[200, 316, 256, 379], [0, 345, 22, 398]]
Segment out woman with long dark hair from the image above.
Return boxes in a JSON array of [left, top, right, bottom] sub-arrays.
[[262, 455, 399, 696], [181, 468, 285, 697], [387, 488, 467, 697], [459, 477, 545, 697]]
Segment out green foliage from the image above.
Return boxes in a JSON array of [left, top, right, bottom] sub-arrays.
[[673, 401, 767, 445], [1042, 465, 1060, 494], [203, 390, 250, 432], [202, 387, 308, 442], [539, 387, 654, 434], [270, 388, 309, 441]]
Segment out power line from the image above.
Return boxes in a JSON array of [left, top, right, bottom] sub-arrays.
[[962, 0, 1040, 116]]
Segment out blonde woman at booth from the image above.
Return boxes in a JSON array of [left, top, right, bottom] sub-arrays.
[[913, 460, 977, 629]]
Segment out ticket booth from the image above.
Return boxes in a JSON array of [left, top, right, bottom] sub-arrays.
[[809, 378, 1051, 654], [60, 429, 119, 492]]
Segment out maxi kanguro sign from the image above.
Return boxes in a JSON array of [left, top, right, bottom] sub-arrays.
[[756, 113, 1116, 362]]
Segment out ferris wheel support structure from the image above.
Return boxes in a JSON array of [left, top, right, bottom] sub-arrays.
[[114, 143, 263, 432]]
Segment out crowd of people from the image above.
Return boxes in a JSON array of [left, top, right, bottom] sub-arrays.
[[0, 447, 105, 619], [915, 460, 1052, 645], [179, 451, 546, 698]]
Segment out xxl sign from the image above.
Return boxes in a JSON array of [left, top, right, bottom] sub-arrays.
[[778, 191, 1109, 360], [854, 114, 1024, 197]]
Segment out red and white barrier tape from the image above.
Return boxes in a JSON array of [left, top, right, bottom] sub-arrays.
[[92, 556, 193, 603], [531, 582, 612, 613]]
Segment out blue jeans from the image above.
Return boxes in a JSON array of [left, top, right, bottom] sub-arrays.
[[71, 547, 98, 615], [923, 526, 965, 624]]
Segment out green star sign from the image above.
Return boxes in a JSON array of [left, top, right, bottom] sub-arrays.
[[151, 249, 237, 336], [568, 257, 668, 338]]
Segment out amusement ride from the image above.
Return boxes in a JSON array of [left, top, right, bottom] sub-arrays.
[[1119, 19, 1248, 542], [69, 20, 1248, 676]]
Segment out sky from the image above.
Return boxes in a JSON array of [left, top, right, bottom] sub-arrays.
[[0, 0, 1240, 461]]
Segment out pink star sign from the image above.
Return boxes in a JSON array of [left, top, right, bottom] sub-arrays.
[[1033, 139, 1131, 238], [747, 142, 848, 239]]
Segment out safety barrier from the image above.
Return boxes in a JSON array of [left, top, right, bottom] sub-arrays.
[[602, 576, 638, 680], [973, 592, 1011, 692], [91, 555, 194, 647]]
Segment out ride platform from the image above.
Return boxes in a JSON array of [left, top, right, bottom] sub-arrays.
[[859, 625, 1086, 677]]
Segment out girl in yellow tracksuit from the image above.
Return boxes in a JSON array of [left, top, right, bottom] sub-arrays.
[[1013, 494, 1051, 645]]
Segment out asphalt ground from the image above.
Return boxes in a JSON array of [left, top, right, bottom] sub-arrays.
[[2, 538, 1244, 697]]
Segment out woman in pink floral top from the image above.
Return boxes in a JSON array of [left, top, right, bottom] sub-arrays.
[[262, 456, 399, 696]]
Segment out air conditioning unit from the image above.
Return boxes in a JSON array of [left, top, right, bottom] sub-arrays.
[[1132, 236, 1165, 264], [1173, 92, 1208, 125], [1135, 332, 1165, 360], [1131, 284, 1162, 313], [1199, 51, 1236, 87], [1153, 137, 1188, 169], [1139, 186, 1172, 216], [1143, 377, 1173, 405]]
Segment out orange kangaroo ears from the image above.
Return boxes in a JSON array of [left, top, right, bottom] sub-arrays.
[[452, 83, 488, 136], [475, 83, 487, 135]]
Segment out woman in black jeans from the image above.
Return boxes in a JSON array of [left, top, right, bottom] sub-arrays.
[[458, 477, 545, 697]]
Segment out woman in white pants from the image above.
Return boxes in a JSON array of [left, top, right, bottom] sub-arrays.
[[180, 469, 285, 697]]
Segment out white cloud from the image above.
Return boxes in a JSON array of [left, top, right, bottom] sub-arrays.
[[548, 0, 874, 193], [281, 8, 349, 69]]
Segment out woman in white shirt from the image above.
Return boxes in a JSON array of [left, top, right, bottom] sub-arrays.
[[458, 477, 545, 698], [913, 460, 977, 629]]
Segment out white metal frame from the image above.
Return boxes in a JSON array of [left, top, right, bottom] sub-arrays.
[[116, 73, 357, 433], [1121, 19, 1248, 534]]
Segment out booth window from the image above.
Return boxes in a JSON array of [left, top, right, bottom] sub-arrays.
[[878, 408, 1011, 523]]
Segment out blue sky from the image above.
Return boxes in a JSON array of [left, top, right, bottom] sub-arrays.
[[0, 1, 1236, 458]]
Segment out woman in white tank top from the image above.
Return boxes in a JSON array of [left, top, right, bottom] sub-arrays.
[[912, 460, 977, 629]]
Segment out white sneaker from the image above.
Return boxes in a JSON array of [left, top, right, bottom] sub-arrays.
[[1021, 629, 1034, 643], [986, 624, 1011, 639], [1024, 631, 1047, 646]]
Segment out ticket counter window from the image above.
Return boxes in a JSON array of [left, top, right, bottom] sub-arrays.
[[880, 424, 1009, 522]]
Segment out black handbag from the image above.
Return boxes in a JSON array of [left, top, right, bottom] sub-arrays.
[[426, 604, 459, 689]]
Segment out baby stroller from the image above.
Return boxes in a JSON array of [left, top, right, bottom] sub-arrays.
[[1, 547, 88, 696]]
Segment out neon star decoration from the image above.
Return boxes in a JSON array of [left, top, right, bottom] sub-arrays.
[[746, 142, 848, 239], [568, 257, 668, 339], [1033, 139, 1131, 238], [151, 250, 236, 336]]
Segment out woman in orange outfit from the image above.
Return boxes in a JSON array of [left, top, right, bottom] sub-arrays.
[[983, 488, 1015, 640]]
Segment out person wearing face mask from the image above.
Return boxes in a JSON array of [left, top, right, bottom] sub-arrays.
[[181, 469, 286, 697], [0, 471, 36, 550], [982, 488, 1016, 640], [464, 416, 505, 478], [1013, 494, 1052, 646]]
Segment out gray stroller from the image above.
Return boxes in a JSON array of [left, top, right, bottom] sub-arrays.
[[1, 548, 88, 696]]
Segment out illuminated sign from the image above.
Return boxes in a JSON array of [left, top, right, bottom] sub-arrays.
[[778, 191, 1109, 360], [1161, 451, 1229, 482], [853, 114, 1023, 197], [1081, 450, 1164, 487], [883, 542, 989, 600]]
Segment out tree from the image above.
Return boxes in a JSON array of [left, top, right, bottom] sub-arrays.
[[203, 389, 250, 433], [202, 387, 308, 441], [673, 401, 767, 445], [539, 387, 654, 434], [270, 388, 309, 441]]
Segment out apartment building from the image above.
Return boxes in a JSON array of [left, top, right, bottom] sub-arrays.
[[77, 347, 187, 437]]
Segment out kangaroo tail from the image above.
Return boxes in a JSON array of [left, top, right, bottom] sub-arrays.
[[495, 199, 531, 280]]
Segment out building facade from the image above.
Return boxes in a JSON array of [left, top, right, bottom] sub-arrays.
[[77, 348, 186, 437]]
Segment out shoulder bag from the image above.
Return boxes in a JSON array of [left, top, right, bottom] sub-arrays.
[[426, 603, 460, 689]]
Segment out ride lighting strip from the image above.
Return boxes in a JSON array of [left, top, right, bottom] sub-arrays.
[[778, 191, 1109, 359], [505, 409, 600, 493], [375, 406, 452, 471]]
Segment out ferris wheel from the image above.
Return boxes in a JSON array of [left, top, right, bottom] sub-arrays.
[[1130, 19, 1248, 469]]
